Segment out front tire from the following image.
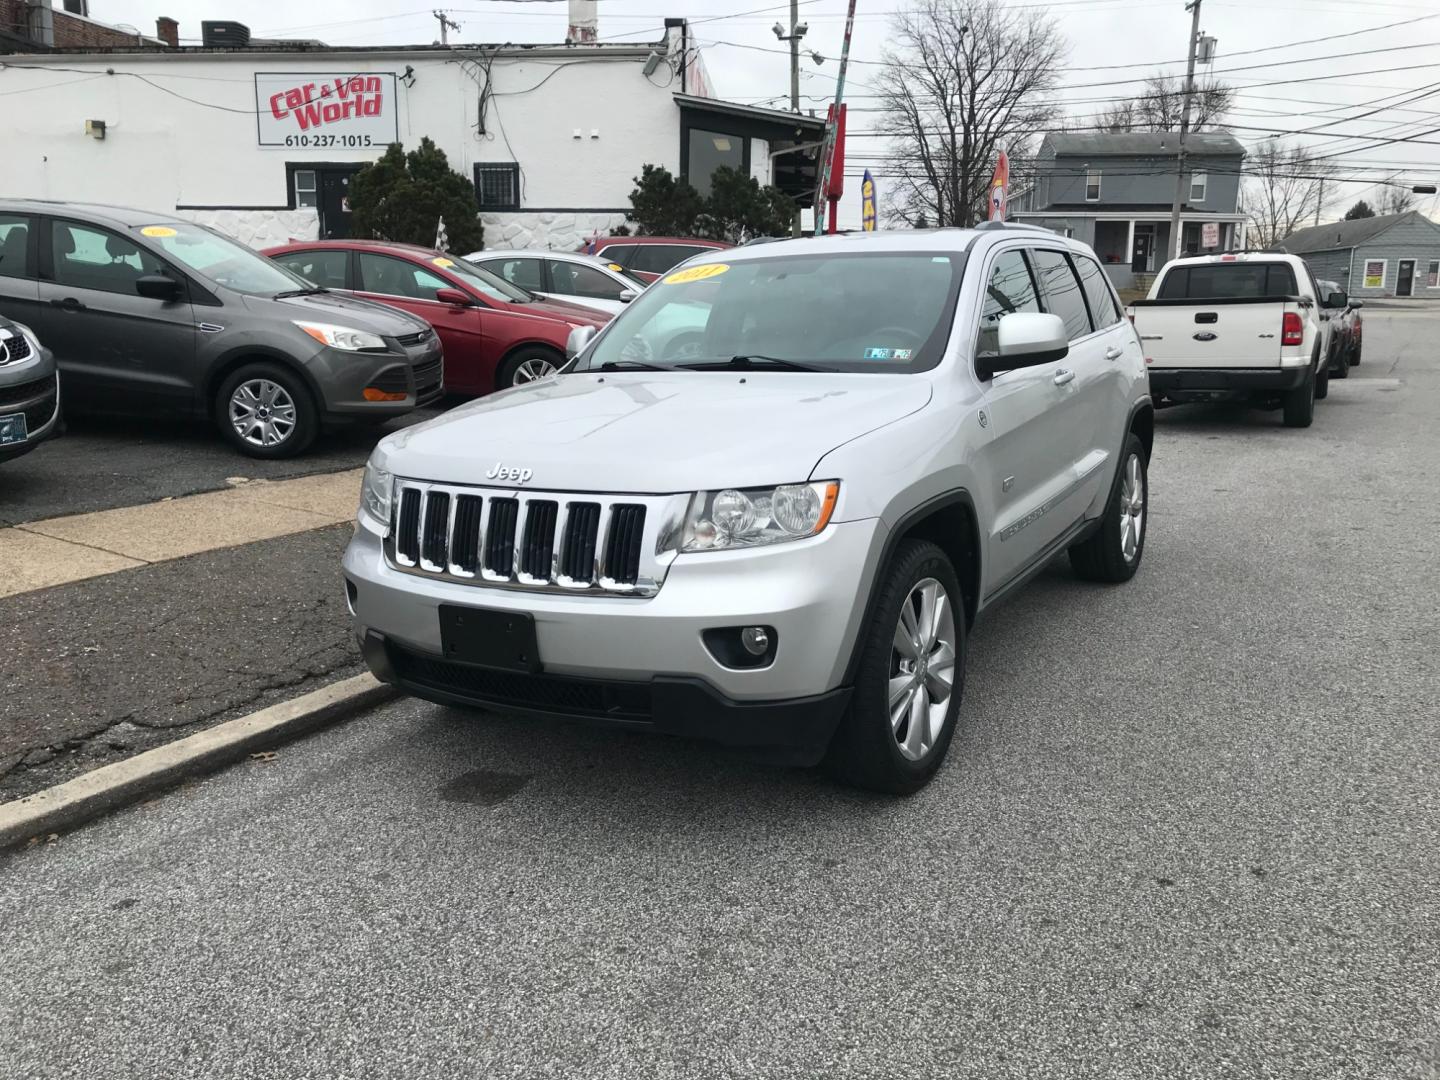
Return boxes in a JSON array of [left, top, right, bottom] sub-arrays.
[[496, 347, 562, 390], [216, 363, 318, 459], [825, 540, 965, 795], [1069, 432, 1148, 584], [1282, 364, 1316, 428]]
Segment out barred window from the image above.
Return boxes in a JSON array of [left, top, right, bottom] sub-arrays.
[[474, 164, 520, 211]]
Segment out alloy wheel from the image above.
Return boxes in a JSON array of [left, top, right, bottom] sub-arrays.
[[1119, 452, 1145, 563], [514, 357, 558, 384], [229, 379, 297, 448], [889, 577, 958, 762]]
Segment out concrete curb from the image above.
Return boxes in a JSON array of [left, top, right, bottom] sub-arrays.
[[0, 673, 397, 851]]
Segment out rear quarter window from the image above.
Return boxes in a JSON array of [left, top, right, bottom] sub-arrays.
[[1159, 263, 1299, 299]]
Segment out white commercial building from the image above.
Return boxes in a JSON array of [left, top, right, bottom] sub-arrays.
[[0, 4, 824, 250]]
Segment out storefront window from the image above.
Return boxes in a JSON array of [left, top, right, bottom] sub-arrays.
[[294, 170, 317, 209], [687, 128, 744, 198]]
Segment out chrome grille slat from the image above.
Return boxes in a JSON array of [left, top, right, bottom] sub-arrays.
[[384, 480, 681, 598]]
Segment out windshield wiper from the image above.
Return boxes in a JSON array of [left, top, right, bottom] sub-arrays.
[[274, 286, 328, 298], [680, 354, 835, 372], [597, 359, 670, 372]]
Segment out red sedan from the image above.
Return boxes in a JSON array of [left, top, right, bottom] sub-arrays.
[[264, 240, 609, 395]]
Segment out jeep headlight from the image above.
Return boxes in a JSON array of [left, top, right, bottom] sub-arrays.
[[361, 460, 393, 528], [681, 481, 839, 552]]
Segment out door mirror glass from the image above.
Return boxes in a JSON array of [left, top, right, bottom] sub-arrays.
[[566, 324, 597, 360], [435, 287, 473, 306], [981, 312, 1068, 379], [1349, 299, 1364, 309], [618, 288, 637, 304], [1326, 291, 1348, 309], [135, 273, 181, 302]]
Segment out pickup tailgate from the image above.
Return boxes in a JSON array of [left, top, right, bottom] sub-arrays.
[[1132, 301, 1287, 369]]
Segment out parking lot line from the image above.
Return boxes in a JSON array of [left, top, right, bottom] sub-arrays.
[[1, 468, 362, 599]]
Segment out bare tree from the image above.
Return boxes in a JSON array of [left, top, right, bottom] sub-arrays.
[[876, 0, 1064, 228], [1093, 74, 1233, 132], [1246, 139, 1335, 248], [1377, 185, 1417, 215]]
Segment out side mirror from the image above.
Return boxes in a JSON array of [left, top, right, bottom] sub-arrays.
[[435, 287, 473, 306], [1326, 291, 1348, 309], [135, 274, 181, 302], [566, 324, 597, 360], [979, 312, 1069, 379], [618, 288, 637, 304], [1349, 299, 1364, 310]]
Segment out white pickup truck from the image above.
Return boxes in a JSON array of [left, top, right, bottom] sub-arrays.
[[1129, 252, 1347, 428]]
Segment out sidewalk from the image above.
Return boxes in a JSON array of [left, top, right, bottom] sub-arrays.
[[0, 471, 368, 800]]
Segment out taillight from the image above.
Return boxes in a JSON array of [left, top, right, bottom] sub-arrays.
[[1282, 312, 1303, 346]]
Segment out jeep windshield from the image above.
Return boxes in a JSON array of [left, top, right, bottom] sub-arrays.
[[579, 251, 964, 373]]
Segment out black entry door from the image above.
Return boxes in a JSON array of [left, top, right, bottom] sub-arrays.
[[1132, 234, 1151, 273], [320, 171, 355, 239], [1396, 260, 1415, 297]]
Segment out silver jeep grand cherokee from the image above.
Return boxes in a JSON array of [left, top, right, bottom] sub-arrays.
[[345, 226, 1153, 792]]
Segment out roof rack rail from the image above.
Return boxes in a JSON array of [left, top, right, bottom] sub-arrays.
[[973, 221, 1060, 235]]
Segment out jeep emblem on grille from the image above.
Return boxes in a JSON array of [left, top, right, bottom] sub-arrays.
[[486, 463, 533, 484]]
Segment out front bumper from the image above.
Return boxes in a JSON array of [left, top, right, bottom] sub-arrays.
[[309, 335, 445, 418], [0, 356, 62, 463], [1149, 366, 1307, 401], [343, 514, 887, 748]]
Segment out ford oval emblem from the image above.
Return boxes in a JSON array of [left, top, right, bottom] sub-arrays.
[[1193, 331, 1218, 342]]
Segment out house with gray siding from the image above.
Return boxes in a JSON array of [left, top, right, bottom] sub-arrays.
[[1010, 132, 1247, 290], [1273, 210, 1440, 299]]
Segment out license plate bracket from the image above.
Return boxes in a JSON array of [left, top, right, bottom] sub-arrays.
[[439, 605, 541, 673], [0, 413, 27, 447]]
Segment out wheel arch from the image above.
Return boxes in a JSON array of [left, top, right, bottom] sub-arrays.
[[204, 347, 324, 419], [841, 489, 980, 687], [1128, 398, 1154, 463]]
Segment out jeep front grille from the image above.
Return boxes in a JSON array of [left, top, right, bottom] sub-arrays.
[[386, 481, 685, 597]]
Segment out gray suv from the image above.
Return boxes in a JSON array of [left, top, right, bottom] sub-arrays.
[[344, 226, 1153, 792], [0, 315, 60, 463], [0, 200, 443, 458]]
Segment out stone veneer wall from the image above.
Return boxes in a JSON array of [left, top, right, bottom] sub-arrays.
[[480, 211, 632, 252], [175, 209, 320, 248]]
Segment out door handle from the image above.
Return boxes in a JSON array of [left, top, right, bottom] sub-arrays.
[[1052, 368, 1075, 386], [49, 297, 86, 312], [1105, 346, 1123, 360]]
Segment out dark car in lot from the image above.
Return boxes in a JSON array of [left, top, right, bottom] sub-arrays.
[[577, 236, 733, 283], [1319, 277, 1364, 373], [0, 316, 61, 463], [265, 240, 608, 394], [0, 200, 442, 458]]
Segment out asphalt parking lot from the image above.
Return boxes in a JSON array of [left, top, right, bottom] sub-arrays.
[[2, 309, 1437, 1078]]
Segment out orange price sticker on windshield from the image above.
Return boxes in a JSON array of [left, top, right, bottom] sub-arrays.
[[663, 263, 729, 285], [140, 226, 177, 238], [432, 257, 455, 269]]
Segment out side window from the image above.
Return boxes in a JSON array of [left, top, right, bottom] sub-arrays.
[[1074, 255, 1121, 328], [273, 249, 349, 289], [51, 221, 165, 295], [1031, 249, 1093, 341], [977, 249, 1040, 357], [358, 252, 448, 301], [487, 257, 544, 293], [0, 214, 33, 279], [595, 243, 636, 266], [551, 262, 625, 301], [629, 245, 693, 275]]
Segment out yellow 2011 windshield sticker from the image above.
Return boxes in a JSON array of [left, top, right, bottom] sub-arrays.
[[140, 226, 178, 238], [663, 263, 729, 285]]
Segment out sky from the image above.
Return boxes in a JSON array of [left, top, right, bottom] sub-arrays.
[[93, 0, 1440, 228]]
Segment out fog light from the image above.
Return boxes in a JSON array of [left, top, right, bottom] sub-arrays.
[[363, 387, 407, 402], [741, 626, 770, 656]]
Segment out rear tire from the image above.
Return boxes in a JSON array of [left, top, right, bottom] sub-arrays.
[[1350, 340, 1362, 365], [215, 362, 318, 459], [1283, 364, 1315, 428], [1332, 353, 1350, 378], [1069, 433, 1148, 584], [824, 540, 965, 795]]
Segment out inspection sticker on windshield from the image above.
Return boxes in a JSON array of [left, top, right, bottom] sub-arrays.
[[140, 226, 177, 238], [432, 257, 455, 269], [864, 347, 913, 361], [663, 263, 729, 285]]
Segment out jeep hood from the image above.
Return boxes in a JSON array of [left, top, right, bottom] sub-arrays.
[[379, 371, 932, 493]]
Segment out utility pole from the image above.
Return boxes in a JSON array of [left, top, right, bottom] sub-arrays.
[[773, 3, 808, 235], [1168, 0, 1202, 260], [433, 10, 459, 46], [1314, 178, 1324, 226]]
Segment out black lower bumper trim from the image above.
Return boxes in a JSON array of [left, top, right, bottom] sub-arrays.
[[365, 632, 849, 760], [1149, 366, 1307, 395]]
